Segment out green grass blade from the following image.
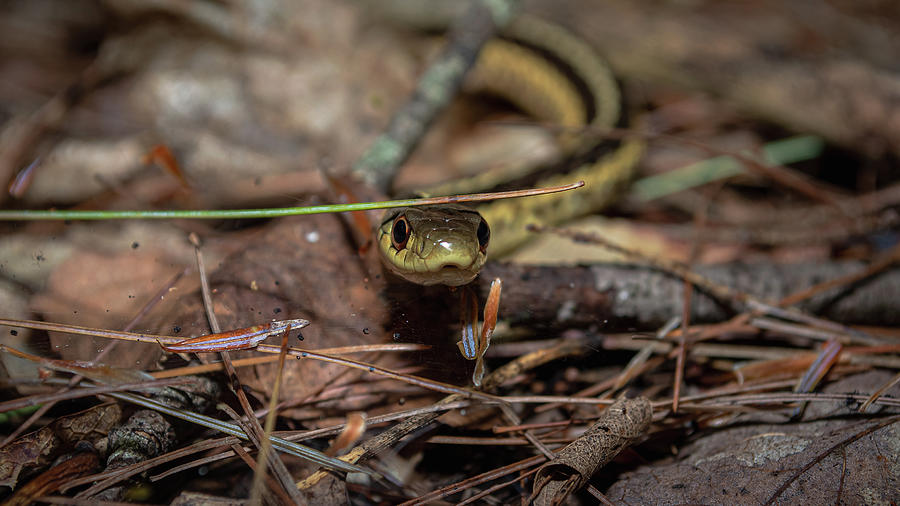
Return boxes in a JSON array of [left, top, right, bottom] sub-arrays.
[[630, 135, 825, 202], [0, 197, 446, 221], [0, 182, 583, 221]]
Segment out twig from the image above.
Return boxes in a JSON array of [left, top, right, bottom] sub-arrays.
[[673, 392, 900, 410], [778, 242, 900, 307], [351, 0, 521, 192], [399, 454, 546, 506], [296, 337, 589, 490], [457, 466, 541, 505], [528, 225, 892, 342], [248, 326, 293, 504], [188, 233, 303, 504], [762, 415, 900, 505], [0, 378, 188, 414], [859, 371, 900, 413], [63, 437, 236, 494], [0, 318, 501, 403], [528, 224, 748, 305], [0, 267, 188, 447]]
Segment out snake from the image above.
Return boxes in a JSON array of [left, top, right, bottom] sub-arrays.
[[375, 12, 645, 287]]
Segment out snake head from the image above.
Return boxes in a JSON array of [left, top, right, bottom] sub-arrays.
[[377, 205, 490, 286]]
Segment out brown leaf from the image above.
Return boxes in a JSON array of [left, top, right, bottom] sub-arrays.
[[532, 396, 652, 506], [606, 371, 900, 505], [155, 213, 390, 401], [3, 449, 99, 506], [0, 403, 120, 489], [32, 247, 193, 369]]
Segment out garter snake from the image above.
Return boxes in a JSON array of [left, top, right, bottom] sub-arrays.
[[375, 12, 644, 286]]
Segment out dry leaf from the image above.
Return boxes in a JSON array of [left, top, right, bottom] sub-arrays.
[[3, 448, 99, 506], [154, 213, 390, 401], [606, 371, 900, 504], [532, 396, 652, 506], [0, 403, 121, 489]]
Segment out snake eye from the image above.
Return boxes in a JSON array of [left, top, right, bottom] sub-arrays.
[[391, 214, 410, 251], [476, 218, 490, 253]]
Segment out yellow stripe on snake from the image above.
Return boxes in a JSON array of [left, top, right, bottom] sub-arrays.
[[376, 14, 644, 286]]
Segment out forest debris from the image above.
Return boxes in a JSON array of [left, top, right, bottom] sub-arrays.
[[297, 335, 593, 491], [477, 261, 900, 328], [28, 229, 199, 370], [142, 144, 190, 189], [860, 371, 900, 413], [0, 403, 120, 490], [607, 371, 900, 504], [2, 0, 899, 502], [3, 446, 99, 506], [169, 491, 245, 505], [786, 339, 844, 420], [0, 279, 35, 387], [325, 412, 367, 457], [351, 0, 521, 191], [154, 212, 389, 402], [531, 0, 900, 158], [530, 396, 651, 506], [0, 344, 155, 386]]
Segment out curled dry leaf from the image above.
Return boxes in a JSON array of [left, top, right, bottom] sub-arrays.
[[3, 447, 100, 506], [0, 403, 121, 489], [531, 396, 652, 506]]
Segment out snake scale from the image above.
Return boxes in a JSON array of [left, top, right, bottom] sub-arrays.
[[374, 9, 644, 285]]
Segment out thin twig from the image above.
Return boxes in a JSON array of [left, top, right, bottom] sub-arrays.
[[778, 242, 900, 307], [0, 267, 188, 447], [0, 318, 501, 403], [189, 233, 302, 504], [351, 0, 521, 191], [398, 455, 546, 506], [763, 415, 900, 505]]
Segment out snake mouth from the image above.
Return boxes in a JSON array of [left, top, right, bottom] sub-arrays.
[[441, 262, 473, 272], [384, 257, 482, 287], [435, 257, 481, 277], [430, 265, 478, 286]]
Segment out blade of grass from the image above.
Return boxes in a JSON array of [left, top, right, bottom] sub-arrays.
[[630, 135, 824, 202], [0, 182, 582, 221]]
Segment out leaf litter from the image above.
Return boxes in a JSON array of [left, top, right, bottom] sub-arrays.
[[1, 0, 900, 504]]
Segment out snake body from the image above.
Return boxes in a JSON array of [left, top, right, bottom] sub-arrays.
[[376, 13, 644, 286]]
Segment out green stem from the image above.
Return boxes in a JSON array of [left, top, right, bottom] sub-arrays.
[[0, 196, 463, 221], [630, 135, 825, 202]]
